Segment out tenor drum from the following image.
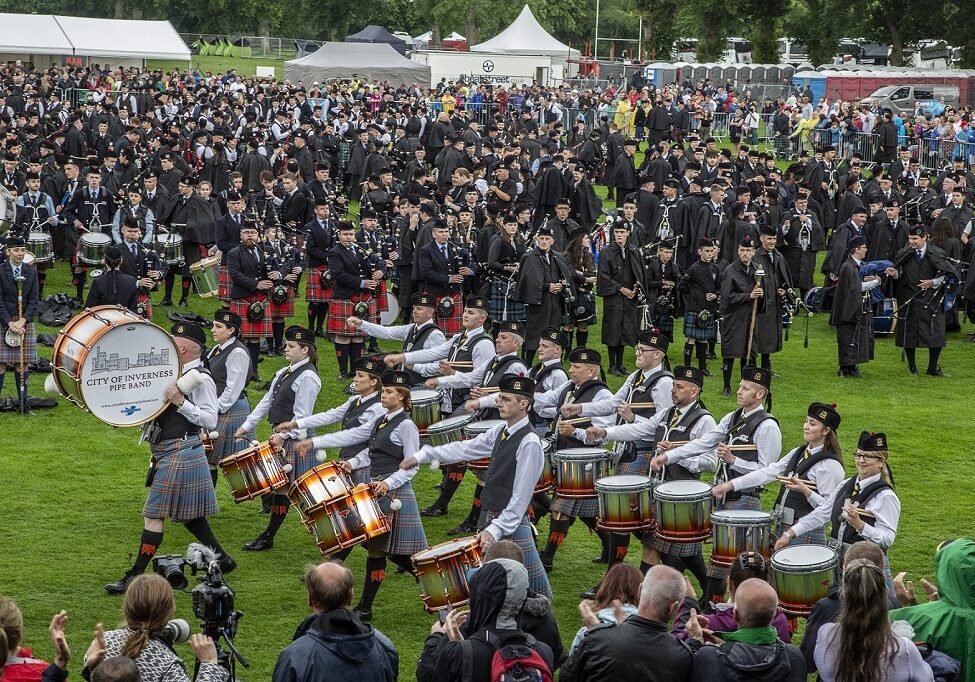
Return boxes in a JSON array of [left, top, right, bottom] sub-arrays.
[[412, 537, 483, 611], [27, 232, 53, 263], [189, 256, 220, 298], [155, 233, 184, 265], [462, 419, 504, 478], [0, 185, 13, 234], [873, 297, 898, 335], [289, 462, 355, 517], [219, 441, 290, 503], [303, 484, 391, 556], [411, 388, 441, 436], [79, 232, 111, 265], [49, 306, 181, 426], [595, 475, 654, 532], [536, 438, 555, 493], [426, 413, 475, 447], [710, 510, 773, 566], [552, 447, 612, 499], [771, 544, 838, 617], [653, 480, 714, 543]]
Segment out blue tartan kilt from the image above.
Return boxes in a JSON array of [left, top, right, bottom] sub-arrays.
[[706, 495, 762, 578], [481, 511, 551, 598], [683, 311, 717, 340], [209, 396, 250, 467], [144, 435, 219, 521], [283, 435, 319, 482], [489, 282, 527, 323], [653, 316, 674, 338], [373, 481, 428, 556], [550, 494, 599, 518]]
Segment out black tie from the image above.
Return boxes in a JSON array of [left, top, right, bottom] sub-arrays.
[[130, 243, 138, 257], [916, 250, 923, 262]]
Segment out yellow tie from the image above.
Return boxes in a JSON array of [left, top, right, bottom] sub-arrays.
[[500, 428, 509, 442], [852, 481, 861, 497], [668, 409, 681, 430], [377, 416, 389, 430]]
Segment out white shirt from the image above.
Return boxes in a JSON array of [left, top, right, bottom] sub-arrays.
[[789, 472, 900, 549], [533, 379, 616, 443], [357, 319, 446, 350], [208, 339, 251, 414], [580, 366, 673, 421], [345, 407, 420, 491], [174, 359, 218, 431], [301, 393, 385, 460], [437, 352, 528, 391], [240, 358, 321, 440], [531, 359, 568, 394], [406, 326, 496, 378], [729, 443, 846, 511], [413, 415, 541, 542]]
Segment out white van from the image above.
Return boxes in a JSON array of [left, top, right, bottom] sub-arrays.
[[860, 84, 960, 116]]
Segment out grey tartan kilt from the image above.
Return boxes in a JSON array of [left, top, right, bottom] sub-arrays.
[[550, 494, 599, 518], [683, 311, 717, 340], [371, 481, 428, 556], [0, 321, 38, 364], [480, 511, 551, 598], [144, 435, 218, 521], [643, 533, 705, 558], [209, 396, 250, 467]]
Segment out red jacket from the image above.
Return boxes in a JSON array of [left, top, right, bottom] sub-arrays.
[[3, 646, 49, 681]]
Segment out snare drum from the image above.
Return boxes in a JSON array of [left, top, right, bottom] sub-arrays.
[[412, 537, 483, 611], [771, 544, 838, 617], [303, 484, 391, 556], [289, 462, 355, 517], [595, 475, 654, 532], [462, 419, 505, 479], [49, 306, 181, 426], [155, 233, 184, 265], [79, 232, 111, 265], [710, 510, 773, 566], [189, 256, 220, 298], [220, 441, 291, 503], [27, 232, 53, 263], [427, 413, 475, 447], [653, 480, 714, 543], [552, 447, 612, 498], [536, 438, 555, 493], [411, 389, 441, 435]]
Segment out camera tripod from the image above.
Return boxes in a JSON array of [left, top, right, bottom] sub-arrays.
[[193, 611, 248, 681]]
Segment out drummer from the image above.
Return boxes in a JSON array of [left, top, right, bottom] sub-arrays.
[[714, 402, 846, 546], [118, 216, 167, 319], [586, 366, 716, 589], [235, 326, 322, 552], [650, 365, 782, 604], [206, 309, 252, 488], [106, 322, 234, 594], [15, 171, 57, 297], [0, 236, 39, 408], [774, 431, 900, 585], [533, 347, 615, 573], [333, 370, 428, 622], [284, 356, 386, 489], [346, 293, 446, 386], [402, 375, 553, 598]]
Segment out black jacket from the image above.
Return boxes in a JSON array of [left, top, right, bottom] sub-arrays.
[[690, 639, 806, 682], [215, 212, 244, 264], [416, 240, 473, 297], [85, 270, 140, 312], [0, 261, 39, 323], [327, 243, 384, 300]]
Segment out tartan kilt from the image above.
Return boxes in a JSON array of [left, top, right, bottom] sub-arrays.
[[653, 316, 674, 338], [683, 311, 717, 341], [614, 447, 654, 477], [643, 533, 704, 558], [137, 292, 153, 320], [550, 493, 599, 518], [283, 435, 319, 482], [376, 280, 389, 312], [305, 265, 332, 303], [373, 481, 428, 556], [144, 435, 219, 521], [209, 396, 250, 467], [434, 293, 464, 336], [489, 283, 527, 322], [481, 511, 551, 598], [0, 321, 38, 364], [268, 286, 296, 319], [326, 295, 375, 339], [218, 265, 231, 302], [229, 295, 272, 340]]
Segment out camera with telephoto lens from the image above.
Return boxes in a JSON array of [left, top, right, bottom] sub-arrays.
[[158, 618, 191, 646]]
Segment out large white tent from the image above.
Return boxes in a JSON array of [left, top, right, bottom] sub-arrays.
[[285, 42, 431, 85], [0, 13, 190, 65], [470, 5, 579, 58]]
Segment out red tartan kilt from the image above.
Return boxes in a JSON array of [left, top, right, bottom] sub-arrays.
[[268, 287, 295, 318], [218, 265, 231, 302], [305, 265, 331, 303], [137, 292, 153, 320], [230, 295, 272, 339], [376, 280, 389, 312], [433, 292, 464, 336], [326, 295, 376, 338]]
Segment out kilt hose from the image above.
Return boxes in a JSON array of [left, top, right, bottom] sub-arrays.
[[305, 265, 332, 303], [0, 321, 38, 365], [209, 396, 250, 468], [481, 510, 552, 598], [144, 435, 219, 521], [433, 293, 464, 336], [326, 295, 377, 340], [229, 294, 271, 340], [371, 481, 428, 556]]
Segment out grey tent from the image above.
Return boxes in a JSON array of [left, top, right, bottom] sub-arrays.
[[285, 42, 430, 85], [345, 25, 407, 55]]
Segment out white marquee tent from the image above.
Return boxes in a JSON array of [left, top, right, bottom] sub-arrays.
[[285, 42, 431, 85], [470, 5, 579, 58]]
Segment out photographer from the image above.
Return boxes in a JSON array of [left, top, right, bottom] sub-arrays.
[[86, 574, 228, 682], [272, 561, 398, 682]]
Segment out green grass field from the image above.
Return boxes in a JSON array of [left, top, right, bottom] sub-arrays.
[[147, 56, 286, 79]]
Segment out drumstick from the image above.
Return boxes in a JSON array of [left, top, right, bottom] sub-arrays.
[[446, 361, 474, 368], [560, 416, 591, 425], [625, 402, 656, 409], [853, 507, 876, 519], [477, 386, 501, 394], [727, 444, 758, 451], [776, 475, 818, 488]]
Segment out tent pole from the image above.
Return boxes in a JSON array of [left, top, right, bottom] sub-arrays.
[[594, 0, 600, 60]]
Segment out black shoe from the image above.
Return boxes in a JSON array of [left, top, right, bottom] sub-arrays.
[[849, 367, 862, 378], [618, 366, 629, 374], [105, 571, 139, 595], [367, 343, 381, 354], [176, 299, 188, 308], [609, 366, 625, 377], [160, 298, 173, 306], [243, 534, 273, 551], [218, 554, 237, 574], [352, 605, 373, 623], [592, 554, 608, 564], [258, 506, 270, 514], [908, 367, 918, 376], [702, 369, 714, 377], [337, 371, 350, 380], [722, 387, 731, 397], [421, 503, 447, 517], [315, 330, 328, 339], [581, 585, 599, 600], [926, 366, 945, 377], [434, 481, 444, 490], [837, 369, 846, 377], [447, 520, 477, 536], [395, 565, 409, 574], [249, 373, 262, 385], [267, 348, 278, 357], [344, 383, 357, 396], [540, 556, 553, 573]]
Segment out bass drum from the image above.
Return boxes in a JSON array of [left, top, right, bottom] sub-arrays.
[[0, 185, 14, 234], [48, 305, 182, 426], [380, 292, 400, 326]]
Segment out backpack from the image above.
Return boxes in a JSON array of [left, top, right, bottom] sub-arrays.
[[461, 631, 552, 682]]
